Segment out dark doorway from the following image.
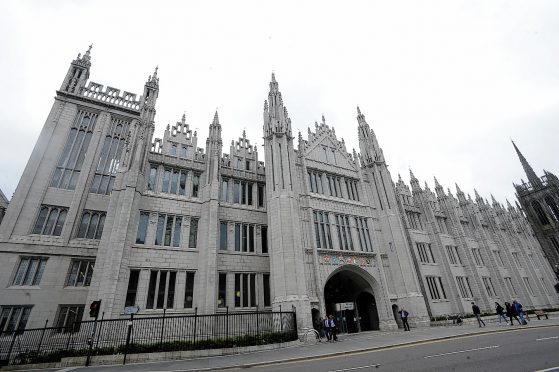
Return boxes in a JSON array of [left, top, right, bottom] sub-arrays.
[[356, 292, 379, 331], [324, 269, 380, 333]]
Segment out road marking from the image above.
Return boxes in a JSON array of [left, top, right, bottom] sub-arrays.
[[536, 336, 558, 341], [328, 364, 380, 372], [534, 366, 559, 372], [423, 345, 500, 359]]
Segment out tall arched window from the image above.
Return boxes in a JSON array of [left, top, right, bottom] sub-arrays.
[[532, 200, 550, 226], [545, 196, 559, 222]]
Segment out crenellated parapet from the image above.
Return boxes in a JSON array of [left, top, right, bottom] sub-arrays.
[[80, 82, 141, 110]]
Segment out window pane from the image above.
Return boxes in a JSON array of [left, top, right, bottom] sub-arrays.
[[146, 271, 157, 309], [189, 219, 198, 248], [164, 215, 173, 246], [261, 226, 268, 254], [220, 222, 228, 250], [155, 215, 165, 245], [218, 273, 226, 308], [179, 171, 187, 196], [136, 212, 149, 244], [173, 217, 182, 247], [185, 272, 195, 308], [125, 270, 140, 307], [162, 169, 171, 193], [167, 272, 176, 308]]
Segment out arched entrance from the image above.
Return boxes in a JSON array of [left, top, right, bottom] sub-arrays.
[[324, 268, 380, 332]]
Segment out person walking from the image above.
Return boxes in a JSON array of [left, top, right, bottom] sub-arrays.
[[323, 315, 331, 341], [513, 300, 527, 325], [505, 301, 521, 325], [471, 302, 486, 327], [328, 315, 338, 341], [495, 302, 508, 325], [399, 308, 410, 331]]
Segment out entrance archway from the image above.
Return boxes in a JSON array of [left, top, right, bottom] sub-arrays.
[[324, 268, 380, 332]]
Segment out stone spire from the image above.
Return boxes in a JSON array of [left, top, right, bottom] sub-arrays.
[[410, 169, 421, 192], [263, 73, 292, 138], [61, 45, 93, 93], [357, 106, 384, 165], [512, 140, 541, 188], [434, 176, 445, 197], [455, 183, 466, 203]]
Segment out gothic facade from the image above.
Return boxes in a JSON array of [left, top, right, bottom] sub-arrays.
[[513, 141, 559, 276], [0, 48, 557, 334]]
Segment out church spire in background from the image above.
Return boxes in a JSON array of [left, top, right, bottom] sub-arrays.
[[512, 140, 541, 188]]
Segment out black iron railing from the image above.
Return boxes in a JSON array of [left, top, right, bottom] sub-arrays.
[[0, 309, 297, 367]]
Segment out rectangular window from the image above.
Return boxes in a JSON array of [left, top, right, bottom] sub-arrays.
[[13, 257, 48, 286], [54, 305, 84, 332], [125, 270, 140, 307], [220, 222, 228, 250], [494, 250, 505, 267], [313, 211, 333, 249], [540, 277, 551, 295], [426, 276, 442, 300], [523, 277, 534, 295], [221, 179, 228, 202], [235, 223, 241, 251], [65, 259, 94, 287], [234, 273, 256, 308], [249, 225, 255, 252], [136, 212, 149, 244], [90, 117, 129, 195], [257, 184, 264, 207], [241, 181, 247, 204], [417, 243, 434, 264], [146, 270, 177, 309], [162, 168, 171, 193], [179, 171, 187, 196], [356, 217, 372, 252], [246, 160, 251, 171], [184, 272, 195, 308], [218, 273, 227, 308], [482, 277, 496, 297], [181, 146, 188, 158], [335, 214, 353, 250], [261, 226, 268, 254], [247, 183, 253, 205], [155, 214, 182, 247], [51, 110, 97, 190], [147, 165, 158, 191], [446, 245, 460, 265], [472, 248, 484, 266], [456, 276, 473, 298], [242, 224, 248, 252], [32, 205, 67, 236], [263, 273, 271, 307], [0, 306, 32, 335], [77, 211, 106, 239], [233, 181, 240, 203], [189, 218, 199, 248], [192, 174, 200, 197]]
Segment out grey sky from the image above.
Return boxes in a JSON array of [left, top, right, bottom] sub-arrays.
[[1, 0, 557, 204]]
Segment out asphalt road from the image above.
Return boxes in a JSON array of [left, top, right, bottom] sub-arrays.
[[252, 326, 559, 372]]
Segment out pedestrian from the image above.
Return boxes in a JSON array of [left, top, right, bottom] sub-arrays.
[[398, 308, 410, 331], [328, 315, 338, 341], [505, 302, 521, 325], [495, 302, 508, 325], [513, 300, 527, 325], [323, 315, 331, 341], [471, 302, 486, 327]]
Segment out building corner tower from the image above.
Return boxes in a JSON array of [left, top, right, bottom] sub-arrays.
[[262, 74, 312, 330]]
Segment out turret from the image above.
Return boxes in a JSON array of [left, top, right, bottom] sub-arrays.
[[60, 45, 92, 94], [357, 106, 385, 165], [263, 73, 292, 138]]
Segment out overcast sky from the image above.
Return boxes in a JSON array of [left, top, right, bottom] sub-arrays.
[[0, 0, 557, 204]]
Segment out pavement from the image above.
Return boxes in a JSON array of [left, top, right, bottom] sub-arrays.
[[11, 316, 559, 371]]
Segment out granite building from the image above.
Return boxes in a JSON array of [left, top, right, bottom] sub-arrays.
[[512, 141, 559, 277], [0, 47, 557, 334]]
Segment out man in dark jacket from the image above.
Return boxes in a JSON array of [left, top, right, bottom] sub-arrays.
[[471, 302, 486, 327], [399, 308, 410, 331]]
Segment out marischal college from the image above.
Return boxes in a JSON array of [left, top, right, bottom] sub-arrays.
[[1, 47, 558, 334]]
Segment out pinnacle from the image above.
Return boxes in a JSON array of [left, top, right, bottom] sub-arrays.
[[455, 183, 463, 194], [212, 111, 219, 125], [434, 176, 442, 188], [357, 106, 361, 115], [271, 72, 276, 83], [409, 168, 417, 181]]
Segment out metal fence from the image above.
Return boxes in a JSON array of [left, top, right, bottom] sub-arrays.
[[0, 309, 297, 367]]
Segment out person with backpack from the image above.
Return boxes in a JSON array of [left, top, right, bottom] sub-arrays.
[[398, 308, 410, 331], [505, 301, 521, 325], [495, 302, 508, 325], [513, 300, 527, 325], [471, 302, 486, 327]]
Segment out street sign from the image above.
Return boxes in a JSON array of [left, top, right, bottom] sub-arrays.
[[124, 305, 140, 315], [335, 302, 354, 311]]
